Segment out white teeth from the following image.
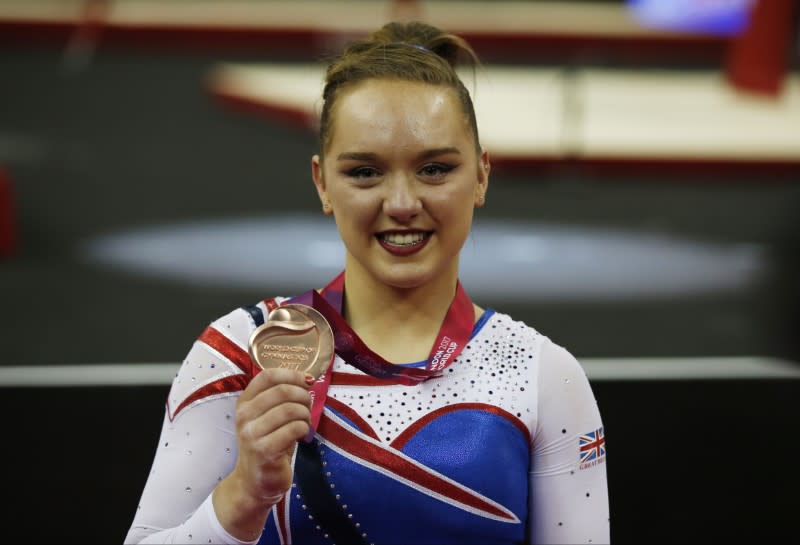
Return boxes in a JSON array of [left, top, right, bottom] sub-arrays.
[[382, 232, 426, 245]]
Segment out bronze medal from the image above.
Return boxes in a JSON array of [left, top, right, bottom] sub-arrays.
[[247, 304, 335, 380]]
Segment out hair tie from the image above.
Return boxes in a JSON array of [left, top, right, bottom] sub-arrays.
[[390, 42, 432, 54]]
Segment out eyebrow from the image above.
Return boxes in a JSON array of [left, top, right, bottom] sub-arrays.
[[336, 147, 462, 161]]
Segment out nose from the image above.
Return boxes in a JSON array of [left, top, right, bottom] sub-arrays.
[[382, 174, 421, 222]]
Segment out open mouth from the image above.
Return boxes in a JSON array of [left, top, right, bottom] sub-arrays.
[[378, 231, 431, 246], [376, 231, 433, 255]]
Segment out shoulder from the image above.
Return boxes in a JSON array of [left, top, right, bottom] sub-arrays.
[[481, 313, 603, 439], [194, 295, 289, 366], [478, 309, 587, 383], [218, 296, 288, 340], [532, 334, 599, 421], [475, 309, 546, 351], [165, 295, 288, 421]]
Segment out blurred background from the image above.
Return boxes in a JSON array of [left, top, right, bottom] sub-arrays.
[[0, 0, 798, 543]]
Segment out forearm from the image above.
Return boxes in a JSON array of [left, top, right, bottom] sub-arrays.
[[212, 472, 279, 543], [129, 493, 263, 545], [124, 394, 244, 544]]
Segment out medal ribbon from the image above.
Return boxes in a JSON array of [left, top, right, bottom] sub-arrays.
[[286, 270, 475, 440]]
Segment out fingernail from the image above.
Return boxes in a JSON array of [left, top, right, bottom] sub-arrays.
[[304, 374, 315, 386]]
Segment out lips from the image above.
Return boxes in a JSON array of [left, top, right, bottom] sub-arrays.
[[376, 231, 432, 256]]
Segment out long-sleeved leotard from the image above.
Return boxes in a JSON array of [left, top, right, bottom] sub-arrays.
[[125, 298, 609, 545]]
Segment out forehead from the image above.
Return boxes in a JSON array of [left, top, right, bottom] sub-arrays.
[[327, 79, 470, 152]]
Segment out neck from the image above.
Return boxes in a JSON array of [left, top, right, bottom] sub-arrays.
[[340, 258, 461, 363]]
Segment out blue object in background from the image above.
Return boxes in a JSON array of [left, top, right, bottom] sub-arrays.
[[627, 0, 754, 36]]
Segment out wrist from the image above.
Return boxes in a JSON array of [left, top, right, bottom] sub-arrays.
[[213, 474, 277, 542]]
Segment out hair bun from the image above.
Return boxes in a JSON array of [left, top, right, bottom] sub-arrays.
[[367, 21, 478, 69]]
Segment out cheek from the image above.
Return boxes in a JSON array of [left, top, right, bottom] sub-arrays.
[[327, 182, 356, 207], [330, 188, 379, 227], [429, 185, 476, 219]]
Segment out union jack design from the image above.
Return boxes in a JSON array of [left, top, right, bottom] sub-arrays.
[[318, 406, 521, 523], [579, 427, 606, 463]]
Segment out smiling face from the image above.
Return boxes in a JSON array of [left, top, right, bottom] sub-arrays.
[[312, 79, 489, 291]]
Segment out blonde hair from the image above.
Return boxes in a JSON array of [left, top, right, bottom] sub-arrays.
[[319, 21, 481, 153]]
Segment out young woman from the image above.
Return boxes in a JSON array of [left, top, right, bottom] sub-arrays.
[[125, 21, 610, 545]]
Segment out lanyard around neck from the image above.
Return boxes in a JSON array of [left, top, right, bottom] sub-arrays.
[[286, 270, 475, 439]]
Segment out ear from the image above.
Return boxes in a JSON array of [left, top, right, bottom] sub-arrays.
[[474, 149, 490, 207], [311, 154, 332, 215]]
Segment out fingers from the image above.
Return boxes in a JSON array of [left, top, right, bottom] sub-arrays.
[[241, 399, 311, 444], [236, 368, 314, 449], [251, 419, 311, 460], [238, 369, 313, 421], [240, 368, 313, 403]]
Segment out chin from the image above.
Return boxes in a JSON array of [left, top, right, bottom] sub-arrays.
[[377, 264, 442, 291]]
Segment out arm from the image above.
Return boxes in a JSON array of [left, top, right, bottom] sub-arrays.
[[124, 392, 254, 544], [529, 339, 610, 544], [125, 311, 313, 544]]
